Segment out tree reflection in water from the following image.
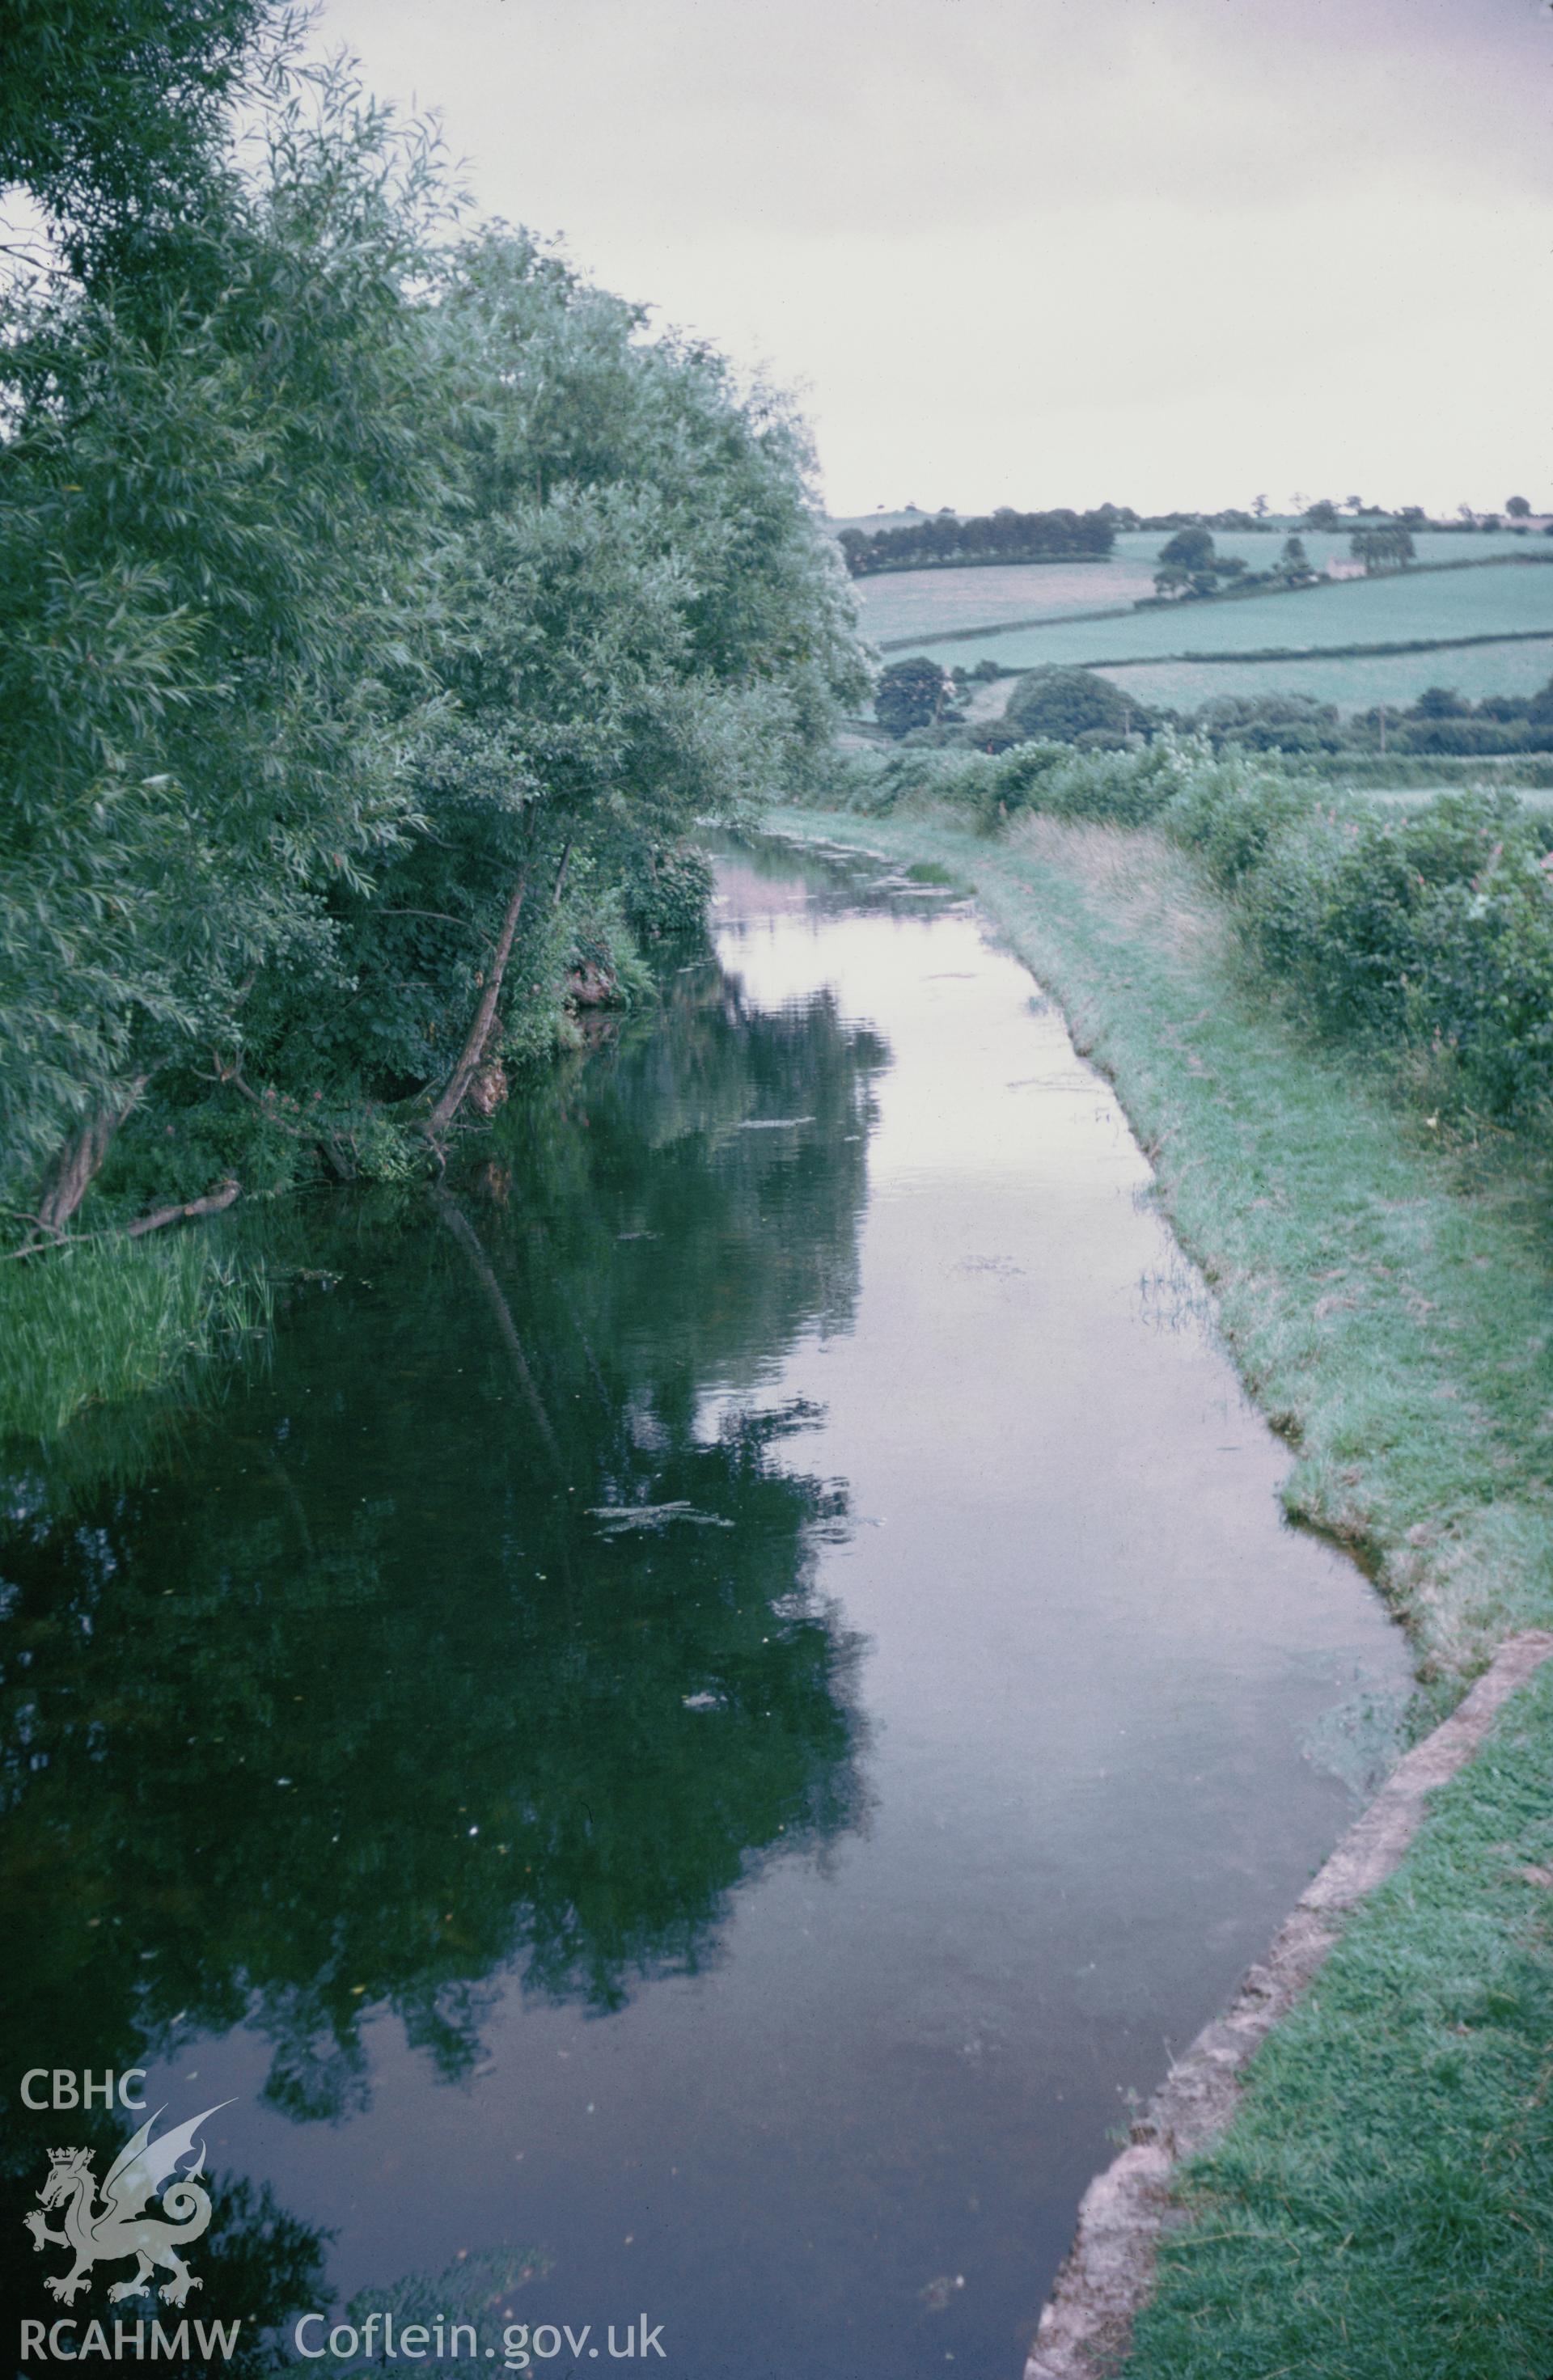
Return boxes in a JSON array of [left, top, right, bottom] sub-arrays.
[[0, 957, 888, 2293]]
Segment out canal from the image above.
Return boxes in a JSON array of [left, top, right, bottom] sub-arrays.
[[2, 839, 1409, 2376]]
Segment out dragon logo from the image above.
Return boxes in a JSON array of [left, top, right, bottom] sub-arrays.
[[23, 2102, 231, 2308]]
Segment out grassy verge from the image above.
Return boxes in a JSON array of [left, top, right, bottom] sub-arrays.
[[0, 1229, 269, 1440], [769, 801, 1553, 1682], [1126, 1656, 1553, 2380], [773, 800, 1553, 2374]]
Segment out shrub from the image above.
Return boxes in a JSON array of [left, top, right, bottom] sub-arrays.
[[874, 732, 1553, 1127], [1162, 757, 1314, 886], [622, 845, 716, 941], [802, 741, 1553, 1120], [997, 738, 1190, 828], [1187, 787, 1553, 1118]]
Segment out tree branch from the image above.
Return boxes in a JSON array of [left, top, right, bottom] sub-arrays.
[[125, 1180, 241, 1237]]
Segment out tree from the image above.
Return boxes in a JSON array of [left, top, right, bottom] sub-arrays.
[[1158, 526, 1216, 573], [0, 0, 279, 280], [0, 69, 450, 1227], [1, 87, 865, 1219], [1276, 533, 1316, 584], [1350, 525, 1415, 573], [1187, 692, 1341, 754], [838, 507, 1115, 577], [0, 31, 869, 1227], [1251, 492, 1270, 519], [1303, 499, 1341, 532], [1003, 666, 1141, 742], [1507, 496, 1533, 518], [324, 226, 864, 1136], [1153, 526, 1245, 600], [874, 657, 948, 738]]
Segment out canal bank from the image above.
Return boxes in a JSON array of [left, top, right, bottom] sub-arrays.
[[769, 804, 1553, 2378]]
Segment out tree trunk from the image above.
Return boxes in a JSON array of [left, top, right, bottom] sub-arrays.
[[32, 1076, 150, 1239], [125, 1179, 241, 1238], [426, 869, 529, 1136]]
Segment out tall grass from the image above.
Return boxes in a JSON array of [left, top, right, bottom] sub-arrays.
[[0, 1231, 270, 1440]]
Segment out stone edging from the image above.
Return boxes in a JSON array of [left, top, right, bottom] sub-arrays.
[[1024, 1628, 1553, 2380]]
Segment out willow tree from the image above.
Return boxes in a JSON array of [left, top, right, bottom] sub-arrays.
[[1, 59, 866, 1235], [334, 229, 866, 1135], [0, 0, 278, 280], [0, 74, 446, 1231]]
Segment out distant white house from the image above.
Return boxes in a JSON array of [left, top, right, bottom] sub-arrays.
[[1326, 556, 1367, 580]]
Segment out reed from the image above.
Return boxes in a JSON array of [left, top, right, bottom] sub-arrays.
[[0, 1230, 269, 1440]]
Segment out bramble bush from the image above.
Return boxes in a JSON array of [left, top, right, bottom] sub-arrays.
[[1218, 792, 1553, 1118]]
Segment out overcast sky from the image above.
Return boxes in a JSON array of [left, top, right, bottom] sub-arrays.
[[315, 0, 1552, 518]]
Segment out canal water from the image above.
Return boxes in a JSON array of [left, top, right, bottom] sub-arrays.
[[2, 840, 1408, 2377]]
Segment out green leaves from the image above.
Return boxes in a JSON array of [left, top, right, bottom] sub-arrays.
[[0, 65, 442, 1207], [1, 49, 865, 1228], [332, 224, 864, 1104]]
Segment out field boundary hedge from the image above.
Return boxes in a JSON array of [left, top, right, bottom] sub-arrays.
[[1095, 628, 1553, 671]]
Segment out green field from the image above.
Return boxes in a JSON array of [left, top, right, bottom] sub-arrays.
[[1094, 636, 1553, 714], [899, 557, 1553, 675], [853, 556, 1157, 643], [848, 535, 1553, 682], [1109, 525, 1546, 572]]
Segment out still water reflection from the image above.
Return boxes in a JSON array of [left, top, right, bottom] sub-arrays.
[[2, 842, 1407, 2376]]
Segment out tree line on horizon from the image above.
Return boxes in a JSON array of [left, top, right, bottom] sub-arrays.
[[841, 497, 1547, 579], [838, 505, 1117, 577]]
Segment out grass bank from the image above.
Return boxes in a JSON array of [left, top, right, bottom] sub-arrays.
[[769, 801, 1553, 1682], [0, 1230, 269, 1441], [1126, 1653, 1553, 2380]]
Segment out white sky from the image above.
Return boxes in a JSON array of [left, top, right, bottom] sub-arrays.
[[315, 0, 1553, 518]]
